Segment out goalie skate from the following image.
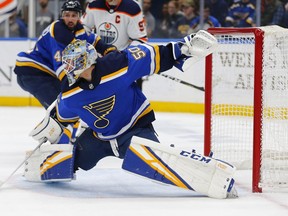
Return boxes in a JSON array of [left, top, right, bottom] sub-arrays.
[[227, 185, 238, 198]]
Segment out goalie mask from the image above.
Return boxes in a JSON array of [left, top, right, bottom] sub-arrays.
[[62, 40, 97, 86]]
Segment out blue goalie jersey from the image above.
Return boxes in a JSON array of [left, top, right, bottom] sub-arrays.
[[56, 42, 185, 140]]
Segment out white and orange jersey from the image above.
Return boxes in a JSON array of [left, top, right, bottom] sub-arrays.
[[0, 0, 17, 23], [81, 0, 147, 50]]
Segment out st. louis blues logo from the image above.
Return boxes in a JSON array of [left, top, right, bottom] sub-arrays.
[[83, 95, 115, 128]]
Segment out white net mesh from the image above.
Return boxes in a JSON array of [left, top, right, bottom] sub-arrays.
[[260, 26, 288, 188], [210, 33, 255, 169], [207, 26, 288, 190]]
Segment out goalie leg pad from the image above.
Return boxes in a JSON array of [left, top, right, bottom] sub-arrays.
[[24, 143, 75, 182], [122, 137, 236, 199]]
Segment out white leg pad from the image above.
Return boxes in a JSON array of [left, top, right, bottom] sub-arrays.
[[122, 137, 236, 199], [24, 143, 75, 182]]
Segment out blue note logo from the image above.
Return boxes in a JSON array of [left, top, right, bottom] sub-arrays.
[[83, 95, 115, 128]]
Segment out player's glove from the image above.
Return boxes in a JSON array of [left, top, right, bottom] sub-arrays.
[[181, 30, 218, 58], [30, 116, 63, 144], [29, 101, 63, 144]]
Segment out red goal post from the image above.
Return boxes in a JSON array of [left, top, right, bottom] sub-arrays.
[[204, 26, 288, 193]]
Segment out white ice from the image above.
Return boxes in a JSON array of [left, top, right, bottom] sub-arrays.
[[0, 107, 287, 216]]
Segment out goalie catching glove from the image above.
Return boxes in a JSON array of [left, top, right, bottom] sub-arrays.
[[170, 30, 218, 68], [181, 30, 218, 58]]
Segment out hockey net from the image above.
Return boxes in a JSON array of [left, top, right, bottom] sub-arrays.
[[204, 26, 288, 192]]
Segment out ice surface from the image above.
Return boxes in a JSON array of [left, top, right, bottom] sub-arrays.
[[0, 107, 287, 216]]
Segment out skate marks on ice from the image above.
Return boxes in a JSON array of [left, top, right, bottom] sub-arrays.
[[7, 168, 205, 199]]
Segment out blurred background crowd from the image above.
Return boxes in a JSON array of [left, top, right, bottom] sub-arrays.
[[1, 0, 288, 39]]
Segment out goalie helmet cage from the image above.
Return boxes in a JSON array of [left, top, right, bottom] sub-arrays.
[[204, 26, 288, 193]]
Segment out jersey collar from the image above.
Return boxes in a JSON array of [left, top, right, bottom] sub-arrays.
[[105, 0, 122, 13]]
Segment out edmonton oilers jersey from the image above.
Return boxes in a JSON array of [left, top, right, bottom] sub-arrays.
[[56, 42, 179, 140], [81, 0, 147, 50], [15, 20, 99, 80]]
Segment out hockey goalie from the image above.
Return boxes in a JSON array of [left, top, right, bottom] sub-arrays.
[[25, 30, 238, 199]]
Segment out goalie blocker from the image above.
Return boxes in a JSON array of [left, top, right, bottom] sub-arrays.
[[24, 136, 237, 199]]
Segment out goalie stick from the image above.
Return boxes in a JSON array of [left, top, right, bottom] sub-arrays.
[[0, 100, 57, 188], [160, 74, 205, 92], [0, 139, 47, 189]]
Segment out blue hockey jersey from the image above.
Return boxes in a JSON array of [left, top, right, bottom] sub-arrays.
[[15, 19, 109, 80], [225, 1, 255, 27], [55, 42, 185, 140]]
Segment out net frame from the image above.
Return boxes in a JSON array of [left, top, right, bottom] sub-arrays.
[[204, 26, 288, 193]]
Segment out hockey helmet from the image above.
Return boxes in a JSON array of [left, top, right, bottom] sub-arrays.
[[61, 0, 82, 14], [62, 40, 98, 86]]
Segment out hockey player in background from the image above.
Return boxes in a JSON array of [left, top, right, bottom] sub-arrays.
[[14, 0, 115, 109], [14, 0, 115, 143], [0, 0, 17, 23], [81, 0, 147, 50], [81, 0, 148, 89], [27, 29, 238, 199]]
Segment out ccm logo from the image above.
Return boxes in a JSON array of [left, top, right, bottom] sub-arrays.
[[180, 151, 211, 163]]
